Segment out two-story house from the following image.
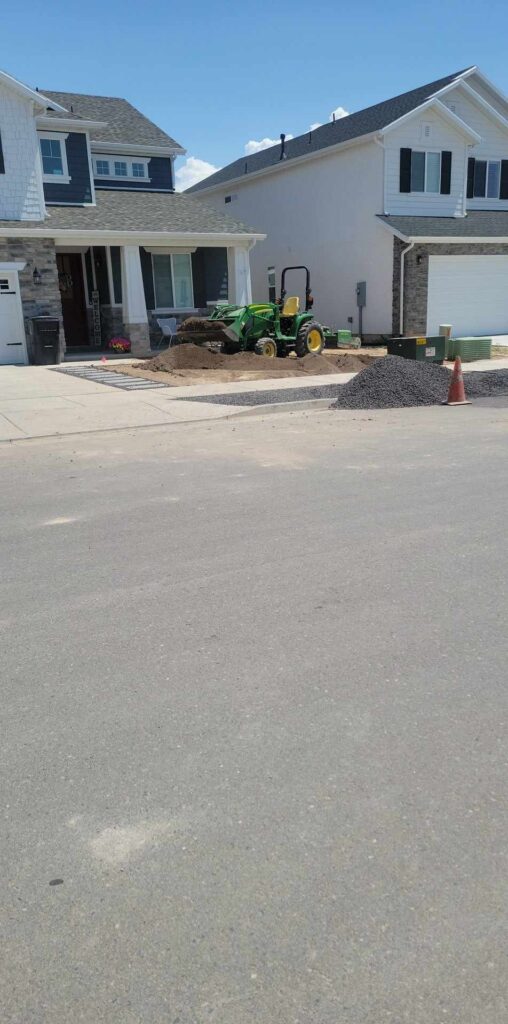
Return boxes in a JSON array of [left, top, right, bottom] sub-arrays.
[[188, 66, 508, 341], [0, 68, 262, 365]]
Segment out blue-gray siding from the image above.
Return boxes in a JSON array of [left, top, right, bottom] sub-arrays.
[[43, 133, 93, 205], [95, 157, 173, 191]]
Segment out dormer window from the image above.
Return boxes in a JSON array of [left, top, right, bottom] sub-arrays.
[[39, 133, 71, 184], [93, 156, 150, 181]]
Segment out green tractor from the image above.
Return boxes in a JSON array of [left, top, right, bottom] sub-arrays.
[[205, 266, 325, 358]]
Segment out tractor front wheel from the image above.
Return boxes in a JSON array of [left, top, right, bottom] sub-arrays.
[[254, 337, 278, 358], [295, 321, 324, 358]]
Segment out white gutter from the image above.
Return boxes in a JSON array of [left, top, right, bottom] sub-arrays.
[[0, 227, 266, 246], [399, 241, 414, 335], [92, 141, 186, 157]]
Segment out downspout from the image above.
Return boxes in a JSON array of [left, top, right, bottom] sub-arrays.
[[399, 240, 414, 335], [374, 134, 387, 213]]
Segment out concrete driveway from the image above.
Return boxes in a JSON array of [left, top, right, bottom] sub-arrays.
[[1, 404, 507, 1023]]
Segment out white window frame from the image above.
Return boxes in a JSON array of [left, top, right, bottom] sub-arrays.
[[473, 158, 502, 200], [39, 132, 71, 184], [410, 149, 441, 195], [92, 156, 151, 182], [151, 252, 195, 312]]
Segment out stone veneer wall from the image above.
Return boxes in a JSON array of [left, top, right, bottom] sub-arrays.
[[0, 237, 64, 358], [393, 236, 508, 336]]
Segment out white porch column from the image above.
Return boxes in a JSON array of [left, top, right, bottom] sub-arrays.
[[120, 245, 151, 356], [227, 246, 252, 305]]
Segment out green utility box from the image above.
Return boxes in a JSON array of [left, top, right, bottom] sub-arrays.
[[446, 337, 492, 361], [324, 328, 361, 349], [387, 335, 445, 363]]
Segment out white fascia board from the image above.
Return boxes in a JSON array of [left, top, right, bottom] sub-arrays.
[[429, 68, 476, 100], [382, 98, 481, 143], [187, 132, 379, 197], [378, 221, 508, 243], [0, 69, 67, 111], [454, 80, 508, 134], [0, 227, 265, 246], [91, 141, 186, 157], [36, 115, 108, 132], [461, 67, 508, 109], [406, 235, 508, 243]]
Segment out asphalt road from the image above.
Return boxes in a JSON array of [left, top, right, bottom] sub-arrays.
[[1, 405, 507, 1023]]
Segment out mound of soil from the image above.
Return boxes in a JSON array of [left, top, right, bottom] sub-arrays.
[[177, 317, 226, 334], [331, 355, 452, 409], [138, 344, 375, 377]]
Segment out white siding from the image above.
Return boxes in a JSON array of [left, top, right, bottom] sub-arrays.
[[0, 83, 45, 221], [442, 86, 508, 211], [203, 141, 393, 336], [383, 111, 467, 216]]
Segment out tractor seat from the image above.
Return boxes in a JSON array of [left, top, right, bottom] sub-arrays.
[[281, 295, 300, 316]]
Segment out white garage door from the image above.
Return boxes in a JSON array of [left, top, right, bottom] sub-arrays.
[[427, 255, 508, 337], [0, 272, 27, 365]]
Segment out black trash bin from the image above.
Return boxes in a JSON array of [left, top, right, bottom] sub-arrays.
[[32, 317, 61, 365]]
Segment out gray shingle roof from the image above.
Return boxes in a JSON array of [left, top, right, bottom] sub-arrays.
[[41, 91, 183, 150], [0, 189, 256, 235], [187, 68, 473, 193], [379, 212, 508, 237]]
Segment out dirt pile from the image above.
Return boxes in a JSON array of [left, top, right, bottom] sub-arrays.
[[177, 317, 226, 334], [460, 368, 508, 397], [138, 344, 375, 377], [331, 355, 452, 409]]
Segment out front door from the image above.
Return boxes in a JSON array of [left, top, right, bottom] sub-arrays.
[[0, 272, 27, 365], [57, 253, 89, 348]]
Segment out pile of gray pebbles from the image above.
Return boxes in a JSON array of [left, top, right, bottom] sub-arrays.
[[331, 355, 508, 410]]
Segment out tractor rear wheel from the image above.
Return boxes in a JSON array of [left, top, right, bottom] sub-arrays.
[[295, 321, 324, 358], [254, 337, 278, 358]]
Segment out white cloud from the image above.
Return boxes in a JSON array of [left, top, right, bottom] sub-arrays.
[[244, 134, 293, 155], [310, 122, 322, 131], [175, 156, 219, 191], [330, 106, 349, 121]]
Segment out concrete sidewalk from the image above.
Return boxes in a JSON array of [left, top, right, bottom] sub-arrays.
[[0, 363, 350, 441], [1, 356, 507, 442]]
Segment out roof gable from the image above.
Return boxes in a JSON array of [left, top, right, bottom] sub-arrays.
[[41, 91, 184, 151], [187, 67, 475, 193], [0, 69, 66, 112]]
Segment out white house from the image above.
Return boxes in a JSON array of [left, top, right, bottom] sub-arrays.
[[0, 67, 262, 364], [188, 67, 508, 341]]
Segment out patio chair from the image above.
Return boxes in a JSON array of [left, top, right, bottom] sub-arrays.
[[155, 316, 178, 349]]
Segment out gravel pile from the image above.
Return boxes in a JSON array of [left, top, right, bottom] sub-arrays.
[[331, 356, 508, 409], [460, 368, 508, 398], [331, 355, 451, 409]]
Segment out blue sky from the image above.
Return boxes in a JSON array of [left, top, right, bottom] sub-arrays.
[[3, 0, 508, 188]]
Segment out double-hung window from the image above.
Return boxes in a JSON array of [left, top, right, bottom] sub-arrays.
[[39, 134, 70, 182], [152, 253, 194, 310], [474, 160, 501, 199], [410, 151, 441, 193]]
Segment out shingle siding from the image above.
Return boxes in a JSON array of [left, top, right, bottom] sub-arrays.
[[95, 156, 173, 192], [0, 83, 45, 220], [43, 132, 93, 205]]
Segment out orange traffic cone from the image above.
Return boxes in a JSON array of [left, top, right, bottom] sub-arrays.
[[443, 356, 471, 406]]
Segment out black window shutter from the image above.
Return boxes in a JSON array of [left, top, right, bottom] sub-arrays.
[[500, 161, 508, 200], [466, 157, 475, 199], [0, 131, 5, 174], [399, 148, 412, 193], [440, 151, 452, 194]]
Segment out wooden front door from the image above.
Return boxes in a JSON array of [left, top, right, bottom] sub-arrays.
[[56, 253, 89, 348]]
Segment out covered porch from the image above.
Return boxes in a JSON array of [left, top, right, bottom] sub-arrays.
[[55, 238, 254, 357], [0, 189, 263, 363]]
